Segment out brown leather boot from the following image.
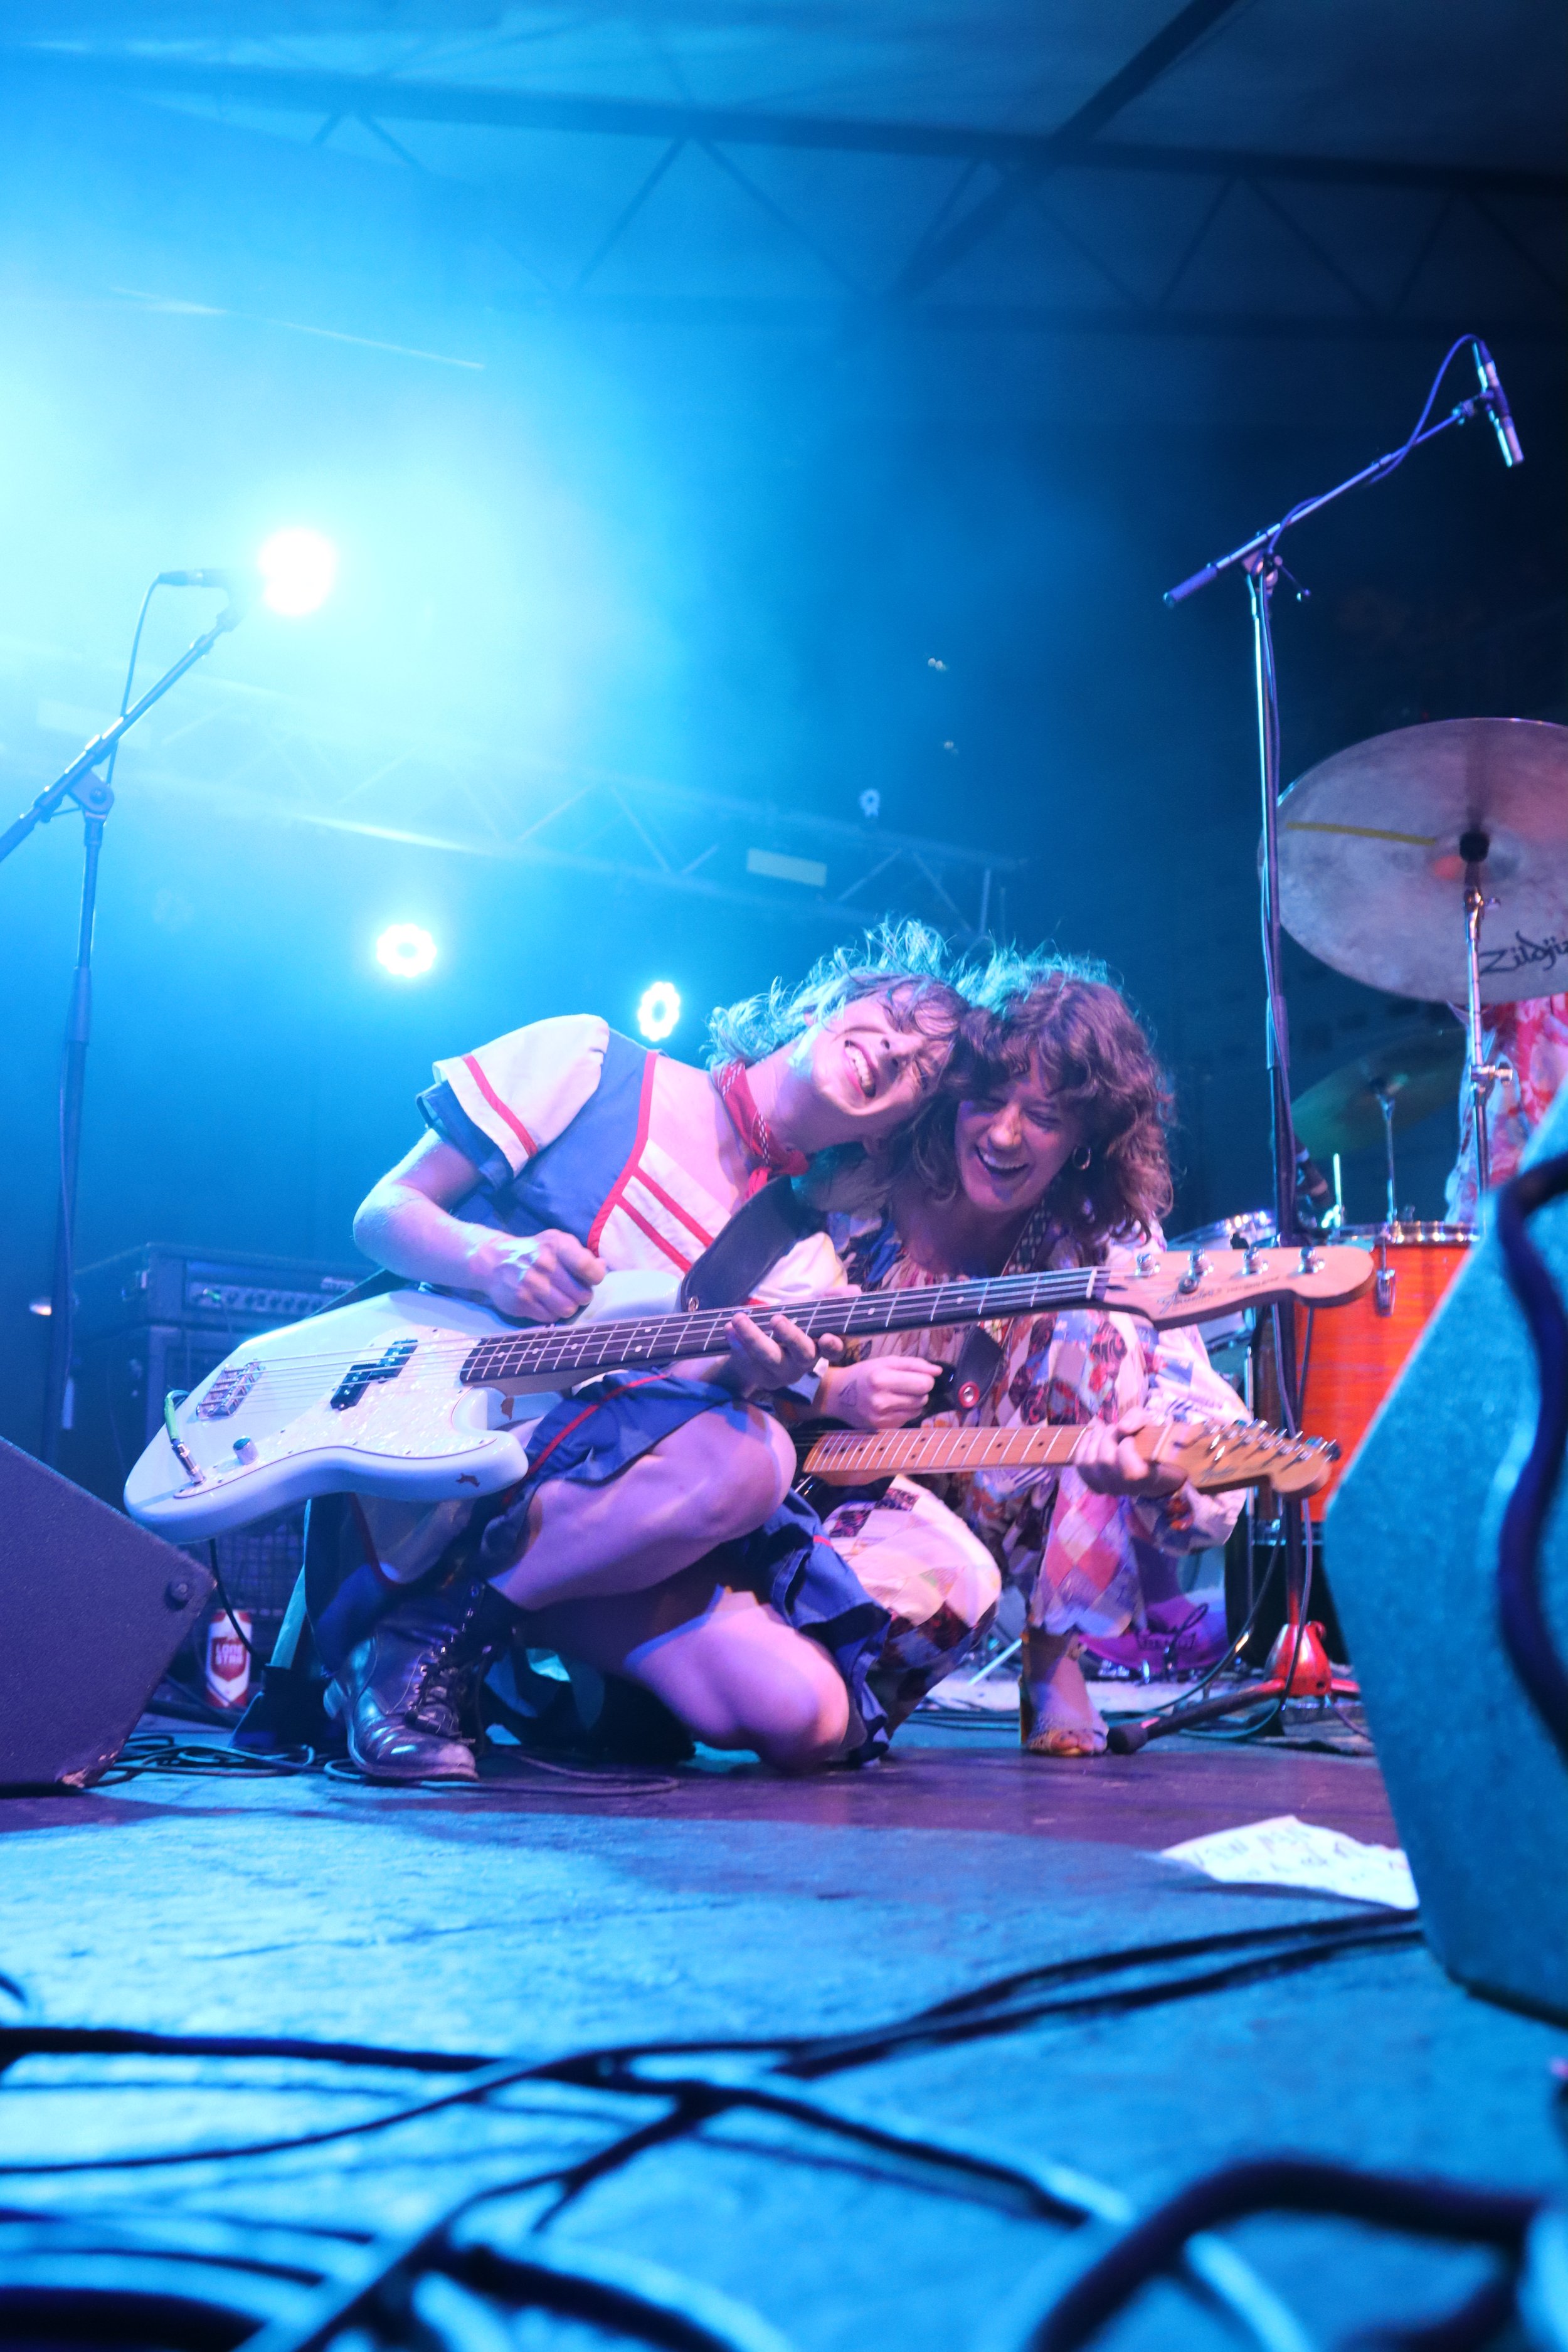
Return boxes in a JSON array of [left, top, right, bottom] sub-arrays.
[[326, 1579, 522, 1782]]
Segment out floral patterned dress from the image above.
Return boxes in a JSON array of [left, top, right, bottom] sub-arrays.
[[830, 1210, 1249, 1645]]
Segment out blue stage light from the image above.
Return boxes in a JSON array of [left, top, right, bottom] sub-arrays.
[[637, 981, 681, 1042], [258, 527, 337, 616], [376, 923, 437, 980]]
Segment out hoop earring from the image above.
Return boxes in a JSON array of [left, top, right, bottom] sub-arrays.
[[1071, 1144, 1092, 1171]]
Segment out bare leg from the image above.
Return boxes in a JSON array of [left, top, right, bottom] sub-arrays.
[[526, 1565, 850, 1771], [486, 1406, 797, 1612]]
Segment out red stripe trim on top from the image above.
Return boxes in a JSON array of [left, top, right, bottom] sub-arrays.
[[588, 1051, 657, 1253], [462, 1055, 538, 1158], [632, 1167, 716, 1249], [612, 1195, 694, 1272]]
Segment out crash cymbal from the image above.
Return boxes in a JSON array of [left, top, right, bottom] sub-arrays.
[[1275, 717, 1568, 1004], [1291, 1024, 1466, 1159]]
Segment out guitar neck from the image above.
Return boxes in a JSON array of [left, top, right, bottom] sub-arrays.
[[805, 1425, 1088, 1480], [460, 1265, 1104, 1387]]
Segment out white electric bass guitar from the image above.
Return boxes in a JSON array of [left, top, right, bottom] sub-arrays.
[[124, 1242, 1371, 1540]]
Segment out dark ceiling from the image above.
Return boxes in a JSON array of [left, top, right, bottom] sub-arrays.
[[2, 3, 1561, 334]]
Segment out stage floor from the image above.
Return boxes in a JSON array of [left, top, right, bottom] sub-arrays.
[[0, 1712, 1559, 2348]]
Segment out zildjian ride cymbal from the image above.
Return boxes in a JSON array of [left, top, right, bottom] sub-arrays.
[[1291, 1024, 1466, 1160], [1274, 717, 1568, 1005]]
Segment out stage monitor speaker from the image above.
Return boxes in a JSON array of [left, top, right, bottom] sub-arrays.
[[1328, 1092, 1568, 2025], [0, 1439, 215, 1790]]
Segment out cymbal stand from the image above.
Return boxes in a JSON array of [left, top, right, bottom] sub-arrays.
[[1130, 337, 1511, 1750], [1460, 831, 1513, 1201], [1375, 1089, 1399, 1225]]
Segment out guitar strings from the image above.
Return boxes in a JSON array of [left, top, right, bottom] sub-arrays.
[[166, 1269, 1126, 1385], [167, 1259, 1341, 1435], [808, 1414, 1313, 1482]]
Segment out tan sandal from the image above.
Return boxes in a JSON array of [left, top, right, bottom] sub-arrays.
[[1022, 1717, 1107, 1758], [1019, 1633, 1108, 1759]]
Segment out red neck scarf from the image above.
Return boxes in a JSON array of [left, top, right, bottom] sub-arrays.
[[711, 1060, 810, 1197]]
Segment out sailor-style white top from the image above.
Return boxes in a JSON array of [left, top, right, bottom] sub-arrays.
[[419, 1013, 844, 1303]]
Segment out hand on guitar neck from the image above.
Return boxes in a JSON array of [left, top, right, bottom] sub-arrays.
[[1068, 1405, 1188, 1500], [802, 1414, 1338, 1500]]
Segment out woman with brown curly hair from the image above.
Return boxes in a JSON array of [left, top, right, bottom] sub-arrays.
[[814, 952, 1249, 1756]]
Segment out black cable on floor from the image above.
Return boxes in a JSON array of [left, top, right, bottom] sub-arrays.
[[1015, 2154, 1542, 2352], [0, 1915, 1439, 2352], [0, 1914, 1416, 2178], [0, 2026, 490, 2075], [95, 1735, 316, 1785], [206, 1540, 259, 1662]]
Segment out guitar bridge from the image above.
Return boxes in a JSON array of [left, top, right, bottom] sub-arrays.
[[330, 1338, 416, 1410], [196, 1362, 263, 1419]]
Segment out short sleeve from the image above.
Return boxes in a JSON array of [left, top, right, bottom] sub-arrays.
[[418, 1014, 609, 1189]]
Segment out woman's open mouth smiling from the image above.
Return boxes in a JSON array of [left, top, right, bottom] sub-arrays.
[[974, 1145, 1029, 1182], [843, 1038, 877, 1099]]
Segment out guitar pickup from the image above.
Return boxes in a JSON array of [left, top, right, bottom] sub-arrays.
[[330, 1338, 416, 1410]]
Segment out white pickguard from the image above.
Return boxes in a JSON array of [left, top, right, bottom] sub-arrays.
[[123, 1269, 684, 1540]]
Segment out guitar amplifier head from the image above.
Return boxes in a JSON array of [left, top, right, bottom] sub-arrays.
[[73, 1246, 361, 1342]]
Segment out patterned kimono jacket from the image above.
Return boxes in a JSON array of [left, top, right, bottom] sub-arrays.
[[830, 1211, 1249, 1649], [1446, 993, 1568, 1225]]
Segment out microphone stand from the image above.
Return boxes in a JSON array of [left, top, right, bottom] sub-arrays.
[[1112, 353, 1512, 1752], [1, 597, 246, 1463]]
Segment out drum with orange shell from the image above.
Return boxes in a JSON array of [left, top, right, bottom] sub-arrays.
[[1297, 1222, 1475, 1518]]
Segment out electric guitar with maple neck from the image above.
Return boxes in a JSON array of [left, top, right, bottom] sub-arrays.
[[124, 1241, 1370, 1540], [803, 1414, 1339, 1500]]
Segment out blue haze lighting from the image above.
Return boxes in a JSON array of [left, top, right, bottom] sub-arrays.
[[376, 923, 437, 980], [258, 526, 337, 616], [637, 981, 681, 1042]]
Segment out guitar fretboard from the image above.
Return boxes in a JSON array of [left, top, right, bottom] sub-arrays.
[[458, 1266, 1108, 1387], [805, 1425, 1086, 1478]]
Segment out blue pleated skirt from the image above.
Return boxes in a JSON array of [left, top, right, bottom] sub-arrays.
[[475, 1374, 890, 1759]]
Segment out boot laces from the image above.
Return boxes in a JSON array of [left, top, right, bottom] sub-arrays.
[[412, 1663, 466, 1735], [410, 1592, 485, 1734]]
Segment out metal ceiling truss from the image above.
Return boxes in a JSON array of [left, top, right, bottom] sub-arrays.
[[14, 662, 1017, 936], [8, 35, 1562, 337], [6, 40, 1557, 194]]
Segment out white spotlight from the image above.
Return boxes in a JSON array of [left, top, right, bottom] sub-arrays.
[[376, 923, 437, 980], [637, 981, 681, 1042], [258, 527, 338, 617]]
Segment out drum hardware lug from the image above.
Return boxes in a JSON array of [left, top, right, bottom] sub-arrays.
[[1177, 1249, 1208, 1295], [1374, 1267, 1397, 1316]]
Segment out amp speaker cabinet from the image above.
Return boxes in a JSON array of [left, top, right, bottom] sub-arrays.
[[0, 1439, 214, 1789], [60, 1245, 359, 1655], [1328, 1091, 1568, 2024]]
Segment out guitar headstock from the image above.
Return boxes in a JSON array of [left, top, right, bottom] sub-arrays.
[[1140, 1416, 1340, 1498], [1102, 1242, 1372, 1328]]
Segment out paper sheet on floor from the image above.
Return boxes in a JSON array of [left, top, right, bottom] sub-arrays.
[[1159, 1814, 1418, 1910]]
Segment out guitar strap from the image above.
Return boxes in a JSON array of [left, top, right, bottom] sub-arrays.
[[927, 1325, 1006, 1416], [677, 1174, 825, 1311]]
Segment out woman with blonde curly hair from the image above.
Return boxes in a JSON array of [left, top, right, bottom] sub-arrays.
[[815, 952, 1250, 1756], [319, 922, 973, 1782]]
